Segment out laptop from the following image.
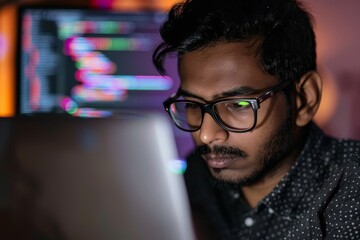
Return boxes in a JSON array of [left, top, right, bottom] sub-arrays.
[[3, 113, 196, 240]]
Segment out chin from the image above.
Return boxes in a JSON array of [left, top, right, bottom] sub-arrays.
[[209, 167, 258, 188]]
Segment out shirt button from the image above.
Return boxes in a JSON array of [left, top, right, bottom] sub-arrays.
[[268, 208, 274, 214], [244, 217, 255, 227]]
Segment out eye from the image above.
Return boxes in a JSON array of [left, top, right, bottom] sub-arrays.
[[237, 101, 251, 107], [184, 102, 199, 109], [225, 100, 252, 111]]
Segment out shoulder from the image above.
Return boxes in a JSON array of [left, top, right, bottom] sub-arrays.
[[299, 123, 360, 173], [325, 136, 360, 165], [317, 161, 360, 210], [283, 161, 360, 239]]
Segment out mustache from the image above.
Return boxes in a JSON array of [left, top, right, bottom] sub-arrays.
[[195, 145, 248, 158]]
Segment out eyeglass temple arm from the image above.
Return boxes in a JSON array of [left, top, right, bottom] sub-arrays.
[[257, 81, 291, 104]]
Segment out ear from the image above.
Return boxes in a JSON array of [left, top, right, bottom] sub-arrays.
[[295, 71, 322, 127]]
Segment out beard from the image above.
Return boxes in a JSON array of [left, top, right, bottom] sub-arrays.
[[195, 114, 294, 190]]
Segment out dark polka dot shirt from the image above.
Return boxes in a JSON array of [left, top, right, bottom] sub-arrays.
[[184, 123, 360, 240]]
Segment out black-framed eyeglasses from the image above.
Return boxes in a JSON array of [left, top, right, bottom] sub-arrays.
[[163, 81, 291, 133]]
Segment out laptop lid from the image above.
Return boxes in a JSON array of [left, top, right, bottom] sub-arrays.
[[6, 113, 195, 240]]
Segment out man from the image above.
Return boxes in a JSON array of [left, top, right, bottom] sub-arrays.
[[153, 0, 360, 239]]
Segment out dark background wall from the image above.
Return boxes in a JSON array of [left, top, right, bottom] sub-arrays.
[[303, 0, 360, 140]]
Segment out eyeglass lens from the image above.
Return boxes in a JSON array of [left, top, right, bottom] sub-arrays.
[[169, 99, 255, 131]]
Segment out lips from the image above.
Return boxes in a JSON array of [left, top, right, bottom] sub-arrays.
[[204, 155, 237, 169]]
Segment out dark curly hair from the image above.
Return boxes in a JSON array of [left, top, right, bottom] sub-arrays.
[[153, 0, 316, 83]]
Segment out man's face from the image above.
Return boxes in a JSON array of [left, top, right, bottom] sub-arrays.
[[178, 42, 295, 186]]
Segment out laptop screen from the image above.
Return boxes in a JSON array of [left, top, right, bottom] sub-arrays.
[[3, 114, 196, 240]]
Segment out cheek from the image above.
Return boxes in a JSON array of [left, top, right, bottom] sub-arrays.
[[256, 95, 290, 130], [228, 132, 263, 155]]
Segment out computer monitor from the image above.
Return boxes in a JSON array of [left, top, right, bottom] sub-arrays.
[[16, 6, 194, 158], [16, 6, 178, 117]]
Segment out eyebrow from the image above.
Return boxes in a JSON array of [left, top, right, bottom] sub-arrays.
[[177, 86, 259, 101]]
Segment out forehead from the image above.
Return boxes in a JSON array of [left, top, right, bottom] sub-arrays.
[[178, 42, 277, 100]]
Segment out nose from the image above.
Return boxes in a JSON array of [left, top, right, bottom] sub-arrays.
[[198, 113, 229, 145]]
